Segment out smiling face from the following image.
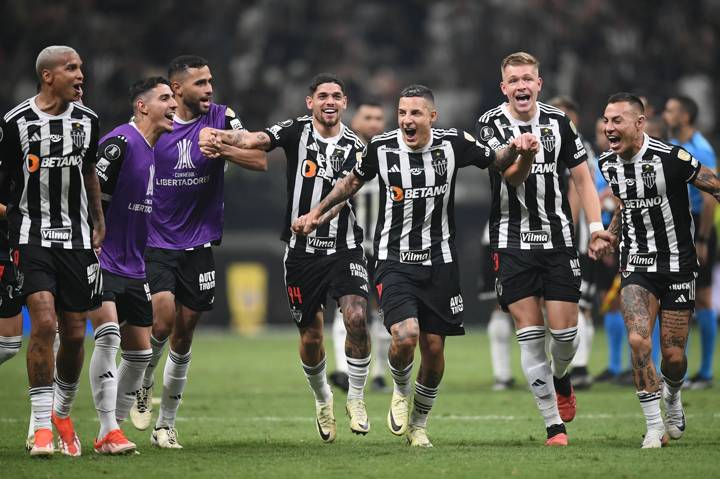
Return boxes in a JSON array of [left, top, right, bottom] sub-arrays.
[[142, 83, 177, 133], [397, 96, 436, 149], [501, 64, 542, 121], [603, 101, 646, 159], [43, 51, 84, 104], [174, 65, 213, 116], [306, 82, 347, 129]]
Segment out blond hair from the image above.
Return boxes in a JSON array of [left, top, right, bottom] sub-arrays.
[[501, 52, 540, 75]]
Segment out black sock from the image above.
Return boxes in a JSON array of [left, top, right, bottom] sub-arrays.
[[546, 423, 567, 439], [553, 373, 572, 397]]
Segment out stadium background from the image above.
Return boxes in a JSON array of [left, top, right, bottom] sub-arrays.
[[2, 0, 719, 331]]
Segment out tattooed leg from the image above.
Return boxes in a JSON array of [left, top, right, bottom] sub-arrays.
[[26, 292, 58, 388], [417, 333, 446, 388], [659, 309, 690, 382], [339, 295, 370, 359], [621, 285, 661, 392], [298, 310, 325, 366], [389, 318, 420, 370]]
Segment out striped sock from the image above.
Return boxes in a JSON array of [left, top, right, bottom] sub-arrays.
[[409, 381, 438, 428], [637, 390, 663, 430], [156, 349, 191, 428], [29, 386, 53, 431], [549, 326, 578, 379], [116, 349, 153, 421], [53, 373, 79, 419], [0, 335, 22, 365], [388, 360, 414, 397], [302, 356, 333, 404], [142, 335, 167, 389], [517, 326, 562, 427], [347, 355, 370, 400]]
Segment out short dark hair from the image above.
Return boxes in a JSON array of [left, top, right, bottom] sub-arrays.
[[308, 73, 345, 95], [668, 95, 699, 125], [130, 76, 171, 106], [400, 84, 435, 104], [357, 98, 383, 109], [168, 55, 209, 80], [607, 92, 645, 114], [548, 95, 579, 114]]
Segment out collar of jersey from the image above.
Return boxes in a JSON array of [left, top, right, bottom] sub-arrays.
[[500, 102, 540, 126], [30, 95, 74, 119], [396, 129, 433, 153], [174, 114, 201, 125], [620, 133, 649, 163], [129, 121, 154, 149], [312, 122, 345, 145]]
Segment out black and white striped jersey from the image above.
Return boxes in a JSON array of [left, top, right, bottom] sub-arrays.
[[477, 102, 587, 250], [573, 136, 597, 256], [352, 176, 379, 254], [266, 116, 364, 255], [598, 134, 700, 273], [0, 97, 99, 249], [354, 128, 495, 266]]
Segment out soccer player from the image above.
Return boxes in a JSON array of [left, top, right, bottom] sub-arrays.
[[0, 201, 22, 368], [663, 95, 717, 389], [330, 100, 392, 393], [0, 45, 104, 457], [200, 73, 372, 443], [131, 55, 266, 449], [86, 77, 177, 454], [292, 84, 539, 447], [598, 92, 720, 448], [476, 52, 612, 446]]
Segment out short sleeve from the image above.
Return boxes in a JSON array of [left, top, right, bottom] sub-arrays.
[[475, 119, 505, 151], [454, 131, 495, 169], [264, 118, 301, 151], [81, 117, 100, 174], [669, 147, 701, 183], [0, 118, 22, 177], [558, 117, 587, 169], [223, 107, 245, 131], [95, 135, 128, 199], [353, 142, 379, 181]]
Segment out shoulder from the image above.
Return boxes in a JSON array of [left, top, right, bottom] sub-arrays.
[[597, 150, 616, 166], [341, 127, 365, 150], [647, 136, 674, 156], [72, 102, 99, 120], [477, 104, 504, 124], [3, 99, 33, 123], [538, 102, 567, 119], [369, 129, 398, 148], [433, 127, 459, 139]]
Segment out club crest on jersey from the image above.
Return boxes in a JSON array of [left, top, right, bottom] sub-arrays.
[[290, 307, 302, 324], [70, 122, 86, 149], [329, 148, 346, 172], [174, 138, 196, 170], [540, 126, 555, 152], [641, 164, 656, 188], [431, 149, 447, 175]]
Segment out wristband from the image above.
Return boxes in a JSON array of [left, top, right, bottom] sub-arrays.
[[589, 222, 604, 234]]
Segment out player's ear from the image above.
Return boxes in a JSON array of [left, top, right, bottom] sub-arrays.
[[429, 108, 438, 124], [305, 95, 313, 110], [637, 114, 646, 130], [537, 76, 543, 92], [500, 81, 507, 96]]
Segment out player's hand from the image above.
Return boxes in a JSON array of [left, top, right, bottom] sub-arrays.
[[511, 133, 539, 158], [199, 127, 223, 158], [589, 230, 615, 260], [92, 224, 105, 251], [292, 210, 321, 236]]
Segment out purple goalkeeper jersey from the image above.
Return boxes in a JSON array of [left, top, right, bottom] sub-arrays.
[[148, 103, 240, 249], [96, 123, 155, 279]]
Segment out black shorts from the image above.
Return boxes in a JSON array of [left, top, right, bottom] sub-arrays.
[[284, 247, 369, 328], [620, 271, 696, 311], [693, 214, 716, 289], [374, 260, 465, 337], [578, 253, 598, 311], [0, 254, 23, 318], [145, 247, 215, 312], [596, 252, 619, 292], [101, 269, 153, 327], [493, 248, 581, 311], [16, 244, 102, 312]]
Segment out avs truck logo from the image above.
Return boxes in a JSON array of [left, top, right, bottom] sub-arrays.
[[521, 230, 549, 244], [399, 248, 430, 264], [174, 138, 196, 170], [627, 253, 656, 267], [450, 294, 464, 314], [198, 271, 215, 291], [307, 236, 336, 249], [41, 227, 71, 241]]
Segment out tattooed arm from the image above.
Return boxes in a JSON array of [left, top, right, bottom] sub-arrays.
[[291, 172, 365, 236], [691, 165, 720, 203], [199, 128, 273, 156], [608, 203, 622, 248], [498, 133, 539, 187]]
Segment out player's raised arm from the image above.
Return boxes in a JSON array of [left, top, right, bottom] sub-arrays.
[[691, 164, 720, 203], [497, 133, 539, 187], [199, 127, 272, 156]]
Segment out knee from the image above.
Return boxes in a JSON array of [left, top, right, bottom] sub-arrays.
[[662, 347, 685, 366], [627, 332, 651, 354], [61, 328, 86, 348], [344, 306, 367, 334], [301, 327, 324, 351], [392, 328, 419, 353]]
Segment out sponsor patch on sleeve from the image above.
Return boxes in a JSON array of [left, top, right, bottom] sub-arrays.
[[463, 131, 476, 143], [678, 149, 691, 161]]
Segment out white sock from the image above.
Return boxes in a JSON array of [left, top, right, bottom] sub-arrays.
[[116, 348, 152, 421], [370, 313, 391, 378], [156, 349, 191, 428], [517, 326, 562, 427], [549, 326, 578, 378], [142, 335, 167, 389], [332, 308, 348, 374], [487, 310, 513, 381], [89, 322, 121, 437], [29, 386, 53, 431], [302, 356, 333, 404], [0, 335, 22, 365], [661, 374, 683, 405], [410, 381, 438, 428], [53, 373, 79, 419], [637, 390, 663, 430], [572, 310, 594, 368], [347, 355, 370, 400], [388, 360, 414, 397]]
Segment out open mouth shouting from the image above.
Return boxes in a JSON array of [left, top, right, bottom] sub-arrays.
[[73, 82, 83, 100], [515, 92, 532, 109], [403, 126, 417, 143], [606, 133, 622, 151]]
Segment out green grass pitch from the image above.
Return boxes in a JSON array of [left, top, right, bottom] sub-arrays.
[[0, 327, 718, 478]]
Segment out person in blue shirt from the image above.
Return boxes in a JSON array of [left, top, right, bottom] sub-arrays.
[[664, 95, 718, 389]]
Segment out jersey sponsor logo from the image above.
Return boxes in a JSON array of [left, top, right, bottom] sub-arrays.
[[669, 282, 691, 291], [641, 164, 656, 188], [677, 149, 691, 161], [230, 118, 243, 130], [574, 137, 584, 152], [70, 122, 86, 149], [86, 262, 99, 285], [390, 184, 449, 202], [431, 148, 447, 175], [105, 143, 121, 160], [96, 158, 110, 172], [570, 257, 581, 277], [349, 262, 368, 281], [623, 196, 662, 208], [531, 162, 556, 174], [399, 248, 431, 264], [50, 134, 63, 143], [198, 270, 216, 291], [307, 236, 336, 249], [464, 131, 477, 143], [128, 202, 152, 214], [479, 126, 494, 142], [26, 154, 40, 173], [627, 252, 657, 267], [41, 227, 71, 241], [410, 167, 424, 176], [40, 155, 83, 168], [520, 230, 549, 244], [388, 164, 401, 174], [625, 178, 636, 186], [301, 158, 318, 178], [573, 149, 586, 160], [450, 294, 464, 314], [488, 138, 502, 150], [174, 138, 196, 170], [267, 124, 282, 140], [540, 126, 555, 152]]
